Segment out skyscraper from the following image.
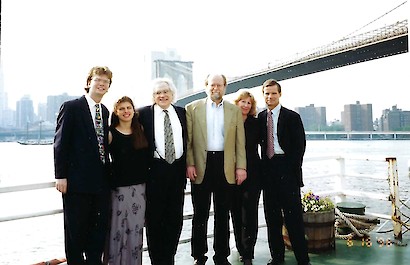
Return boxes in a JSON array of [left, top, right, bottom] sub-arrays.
[[342, 101, 373, 131], [16, 95, 34, 128], [295, 104, 327, 131]]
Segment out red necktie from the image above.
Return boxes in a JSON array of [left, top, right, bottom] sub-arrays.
[[267, 111, 274, 159]]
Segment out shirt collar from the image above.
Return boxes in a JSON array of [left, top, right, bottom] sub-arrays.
[[154, 103, 173, 114], [206, 98, 224, 108], [85, 94, 99, 109], [269, 104, 281, 116]]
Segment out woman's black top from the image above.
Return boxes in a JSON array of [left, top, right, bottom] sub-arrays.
[[243, 115, 261, 188], [109, 127, 149, 188]]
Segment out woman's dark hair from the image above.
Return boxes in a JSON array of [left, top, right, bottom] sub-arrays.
[[111, 96, 148, 149]]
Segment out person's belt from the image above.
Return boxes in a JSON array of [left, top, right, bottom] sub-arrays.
[[207, 151, 223, 155]]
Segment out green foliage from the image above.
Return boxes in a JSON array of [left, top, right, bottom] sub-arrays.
[[302, 191, 335, 213]]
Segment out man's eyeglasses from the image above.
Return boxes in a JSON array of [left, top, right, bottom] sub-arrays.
[[92, 78, 110, 84]]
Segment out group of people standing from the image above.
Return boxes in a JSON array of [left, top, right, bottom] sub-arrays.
[[54, 66, 311, 265]]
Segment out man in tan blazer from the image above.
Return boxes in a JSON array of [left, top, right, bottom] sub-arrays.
[[186, 74, 247, 265]]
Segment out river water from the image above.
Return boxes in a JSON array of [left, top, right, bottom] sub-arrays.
[[0, 141, 410, 264]]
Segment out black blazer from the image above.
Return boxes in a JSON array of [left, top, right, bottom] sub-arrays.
[[138, 104, 188, 165], [54, 95, 110, 194], [258, 106, 306, 187]]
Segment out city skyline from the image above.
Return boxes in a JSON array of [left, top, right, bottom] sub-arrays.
[[5, 90, 409, 125], [1, 0, 408, 122]]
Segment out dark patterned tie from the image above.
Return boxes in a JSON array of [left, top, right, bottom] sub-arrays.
[[95, 104, 105, 163], [267, 111, 274, 159], [164, 110, 175, 164]]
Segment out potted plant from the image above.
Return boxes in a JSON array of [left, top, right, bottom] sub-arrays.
[[302, 190, 335, 213], [283, 191, 336, 253]]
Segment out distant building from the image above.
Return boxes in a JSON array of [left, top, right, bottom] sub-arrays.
[[46, 93, 78, 124], [379, 105, 410, 131], [37, 103, 47, 122], [342, 101, 373, 131], [295, 104, 327, 131], [148, 49, 193, 98], [16, 95, 34, 128], [0, 63, 7, 127]]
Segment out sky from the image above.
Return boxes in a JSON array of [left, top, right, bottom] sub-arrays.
[[1, 0, 409, 121]]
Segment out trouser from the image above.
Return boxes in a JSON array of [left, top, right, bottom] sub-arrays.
[[146, 158, 186, 265], [231, 182, 261, 259], [63, 192, 110, 265], [191, 151, 234, 262], [263, 156, 310, 265]]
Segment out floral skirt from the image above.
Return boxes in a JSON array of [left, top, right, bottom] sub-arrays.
[[105, 184, 146, 265]]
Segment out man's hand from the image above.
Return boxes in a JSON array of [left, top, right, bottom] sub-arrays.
[[235, 169, 247, 185], [186, 166, 197, 181], [56, 178, 67, 194]]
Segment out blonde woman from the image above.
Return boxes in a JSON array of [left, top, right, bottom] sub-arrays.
[[232, 90, 261, 265]]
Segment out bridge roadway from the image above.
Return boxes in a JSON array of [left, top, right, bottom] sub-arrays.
[[176, 21, 408, 107]]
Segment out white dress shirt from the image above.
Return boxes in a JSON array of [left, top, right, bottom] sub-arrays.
[[268, 104, 285, 154], [154, 104, 184, 160], [85, 94, 100, 129], [206, 99, 225, 151]]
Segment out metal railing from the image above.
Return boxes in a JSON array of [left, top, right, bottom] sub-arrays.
[[0, 156, 404, 240]]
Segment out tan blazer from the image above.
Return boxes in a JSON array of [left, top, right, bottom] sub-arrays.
[[186, 98, 246, 184]]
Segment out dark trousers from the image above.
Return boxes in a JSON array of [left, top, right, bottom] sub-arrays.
[[231, 182, 261, 259], [191, 151, 234, 262], [146, 158, 186, 265], [62, 192, 110, 265], [263, 156, 310, 265]]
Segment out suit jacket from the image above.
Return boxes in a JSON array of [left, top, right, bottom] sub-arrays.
[[138, 104, 188, 167], [186, 98, 246, 185], [54, 95, 110, 194], [258, 106, 306, 187]]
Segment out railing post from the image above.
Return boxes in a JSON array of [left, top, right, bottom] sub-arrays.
[[335, 157, 346, 203], [386, 157, 402, 241]]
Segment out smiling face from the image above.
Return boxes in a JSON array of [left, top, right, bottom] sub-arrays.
[[206, 74, 226, 104], [237, 96, 252, 116], [88, 74, 110, 102], [115, 101, 134, 122], [263, 84, 281, 110], [153, 82, 174, 109]]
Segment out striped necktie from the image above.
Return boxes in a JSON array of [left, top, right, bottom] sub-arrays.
[[95, 104, 105, 163], [164, 110, 175, 164]]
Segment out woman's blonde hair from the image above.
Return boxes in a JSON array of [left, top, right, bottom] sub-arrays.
[[234, 89, 257, 117]]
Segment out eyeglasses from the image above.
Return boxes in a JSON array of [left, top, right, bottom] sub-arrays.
[[155, 89, 171, 95], [92, 78, 110, 84]]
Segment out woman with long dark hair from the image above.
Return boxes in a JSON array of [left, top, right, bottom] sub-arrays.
[[105, 96, 149, 265]]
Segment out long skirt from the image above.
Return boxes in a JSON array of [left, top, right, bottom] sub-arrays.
[[105, 184, 146, 265]]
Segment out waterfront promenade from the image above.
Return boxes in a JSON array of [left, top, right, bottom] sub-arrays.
[[306, 131, 410, 140]]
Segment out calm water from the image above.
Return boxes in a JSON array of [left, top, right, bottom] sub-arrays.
[[1, 141, 410, 264]]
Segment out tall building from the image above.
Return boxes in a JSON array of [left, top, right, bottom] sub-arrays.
[[16, 95, 34, 128], [46, 93, 78, 124], [295, 104, 327, 131], [341, 101, 373, 131], [379, 105, 410, 131], [148, 49, 194, 98], [37, 103, 47, 121]]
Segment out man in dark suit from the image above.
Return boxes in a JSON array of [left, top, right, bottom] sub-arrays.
[[258, 79, 311, 265], [54, 66, 112, 265], [186, 74, 247, 265], [138, 78, 187, 265]]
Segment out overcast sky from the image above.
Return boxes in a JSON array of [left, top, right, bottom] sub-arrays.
[[1, 0, 408, 120]]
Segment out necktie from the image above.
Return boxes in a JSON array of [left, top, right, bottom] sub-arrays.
[[164, 110, 176, 164], [95, 104, 105, 163], [267, 111, 274, 159]]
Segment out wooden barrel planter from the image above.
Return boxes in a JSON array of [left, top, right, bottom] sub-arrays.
[[283, 209, 335, 253]]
